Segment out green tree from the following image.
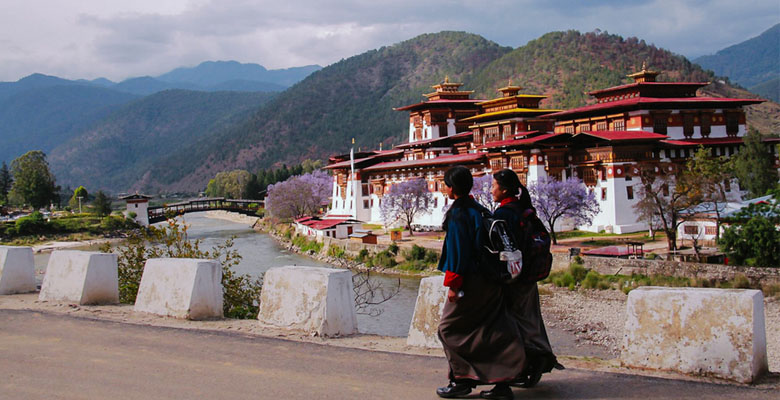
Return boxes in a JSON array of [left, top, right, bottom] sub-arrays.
[[0, 161, 12, 204], [93, 191, 112, 217], [204, 170, 252, 198], [719, 191, 780, 267], [69, 186, 89, 212], [732, 128, 776, 198], [685, 146, 734, 242], [8, 151, 57, 209]]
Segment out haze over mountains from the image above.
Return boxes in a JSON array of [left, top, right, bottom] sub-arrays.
[[695, 23, 779, 102], [1, 29, 777, 195]]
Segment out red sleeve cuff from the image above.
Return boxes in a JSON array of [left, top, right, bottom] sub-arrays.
[[444, 271, 463, 289]]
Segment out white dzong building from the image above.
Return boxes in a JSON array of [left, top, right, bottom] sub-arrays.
[[325, 68, 777, 233]]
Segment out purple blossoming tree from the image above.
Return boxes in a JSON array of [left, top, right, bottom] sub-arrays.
[[528, 177, 600, 244], [266, 170, 332, 220], [471, 174, 497, 212], [379, 178, 433, 236]]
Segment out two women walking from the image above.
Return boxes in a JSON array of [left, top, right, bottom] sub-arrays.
[[436, 166, 558, 400]]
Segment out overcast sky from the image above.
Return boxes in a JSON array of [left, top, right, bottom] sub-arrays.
[[1, 0, 778, 82]]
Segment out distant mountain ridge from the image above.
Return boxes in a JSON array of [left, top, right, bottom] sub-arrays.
[[695, 23, 779, 101], [157, 61, 321, 88], [1, 32, 776, 195], [139, 30, 779, 193]]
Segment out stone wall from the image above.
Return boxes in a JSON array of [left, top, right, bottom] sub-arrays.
[[552, 253, 780, 285]]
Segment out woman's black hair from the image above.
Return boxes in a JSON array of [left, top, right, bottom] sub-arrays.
[[494, 169, 533, 210], [444, 166, 473, 197]]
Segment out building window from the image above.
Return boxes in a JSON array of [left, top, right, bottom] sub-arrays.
[[595, 121, 607, 131], [434, 198, 438, 208], [653, 116, 667, 135], [700, 114, 711, 137], [363, 200, 369, 209], [577, 123, 590, 133], [726, 113, 739, 136], [613, 119, 625, 130], [684, 225, 699, 235], [510, 156, 524, 170], [683, 113, 694, 138], [724, 179, 731, 192], [601, 167, 607, 181], [601, 187, 607, 201], [626, 186, 634, 200], [502, 124, 512, 139], [565, 125, 574, 134], [662, 184, 669, 197]]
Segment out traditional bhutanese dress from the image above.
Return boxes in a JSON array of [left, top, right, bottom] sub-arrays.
[[494, 197, 559, 375], [437, 197, 526, 384]]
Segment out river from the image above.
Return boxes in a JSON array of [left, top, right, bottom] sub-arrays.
[[34, 213, 423, 337]]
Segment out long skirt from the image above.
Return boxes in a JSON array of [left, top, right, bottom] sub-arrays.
[[505, 281, 557, 373], [437, 273, 527, 384]]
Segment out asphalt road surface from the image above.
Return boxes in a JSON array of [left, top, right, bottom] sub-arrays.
[[0, 310, 774, 399]]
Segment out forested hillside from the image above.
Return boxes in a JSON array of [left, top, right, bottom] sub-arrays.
[[0, 83, 138, 164], [141, 30, 778, 193], [695, 24, 779, 90], [48, 90, 275, 192]]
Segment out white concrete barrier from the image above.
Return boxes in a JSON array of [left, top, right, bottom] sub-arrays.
[[0, 246, 36, 295], [134, 258, 223, 320], [39, 251, 118, 305], [621, 287, 768, 383], [407, 275, 446, 348], [258, 266, 357, 337]]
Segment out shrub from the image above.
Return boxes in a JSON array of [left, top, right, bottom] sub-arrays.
[[552, 272, 575, 288], [14, 212, 46, 235], [387, 242, 399, 255], [569, 263, 588, 282], [396, 260, 428, 271], [327, 245, 346, 259], [408, 244, 427, 261], [732, 274, 751, 289], [582, 270, 602, 289], [100, 218, 262, 319], [368, 250, 397, 268], [357, 249, 370, 262]]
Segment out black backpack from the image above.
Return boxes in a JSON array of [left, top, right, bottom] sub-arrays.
[[480, 203, 553, 283]]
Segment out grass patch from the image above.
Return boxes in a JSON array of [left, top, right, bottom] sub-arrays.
[[543, 261, 769, 295]]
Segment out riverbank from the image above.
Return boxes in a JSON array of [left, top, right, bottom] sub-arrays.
[[255, 218, 441, 279]]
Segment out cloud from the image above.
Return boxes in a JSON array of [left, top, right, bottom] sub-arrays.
[[0, 0, 777, 81]]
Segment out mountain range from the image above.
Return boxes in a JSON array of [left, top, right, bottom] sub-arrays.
[[695, 23, 779, 102], [1, 29, 777, 195]]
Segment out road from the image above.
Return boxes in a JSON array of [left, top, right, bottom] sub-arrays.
[[0, 310, 774, 399]]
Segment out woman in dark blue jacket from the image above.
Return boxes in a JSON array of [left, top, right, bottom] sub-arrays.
[[436, 166, 526, 400], [491, 169, 559, 387]]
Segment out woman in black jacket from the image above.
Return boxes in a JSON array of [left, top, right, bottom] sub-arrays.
[[436, 166, 526, 400], [491, 169, 560, 387]]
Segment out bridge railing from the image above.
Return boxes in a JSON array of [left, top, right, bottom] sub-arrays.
[[147, 198, 263, 223]]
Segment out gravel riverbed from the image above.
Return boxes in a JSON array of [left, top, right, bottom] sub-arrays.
[[540, 285, 779, 372]]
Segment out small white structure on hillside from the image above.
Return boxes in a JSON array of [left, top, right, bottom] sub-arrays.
[[678, 195, 774, 247], [293, 215, 362, 239], [120, 193, 153, 226]]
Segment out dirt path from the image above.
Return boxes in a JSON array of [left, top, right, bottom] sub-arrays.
[[1, 310, 776, 400]]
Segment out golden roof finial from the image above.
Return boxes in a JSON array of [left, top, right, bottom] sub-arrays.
[[508, 78, 513, 86], [444, 75, 450, 84], [351, 137, 355, 145], [641, 61, 647, 71]]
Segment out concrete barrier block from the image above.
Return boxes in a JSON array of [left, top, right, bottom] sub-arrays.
[[407, 275, 446, 348], [621, 287, 768, 383], [134, 258, 223, 320], [258, 266, 357, 337], [39, 250, 118, 305], [0, 246, 36, 295]]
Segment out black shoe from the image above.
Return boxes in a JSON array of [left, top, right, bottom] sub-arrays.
[[436, 381, 473, 398], [480, 384, 513, 400]]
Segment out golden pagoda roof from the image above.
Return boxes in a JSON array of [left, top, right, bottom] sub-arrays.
[[627, 62, 660, 83], [461, 107, 561, 122]]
